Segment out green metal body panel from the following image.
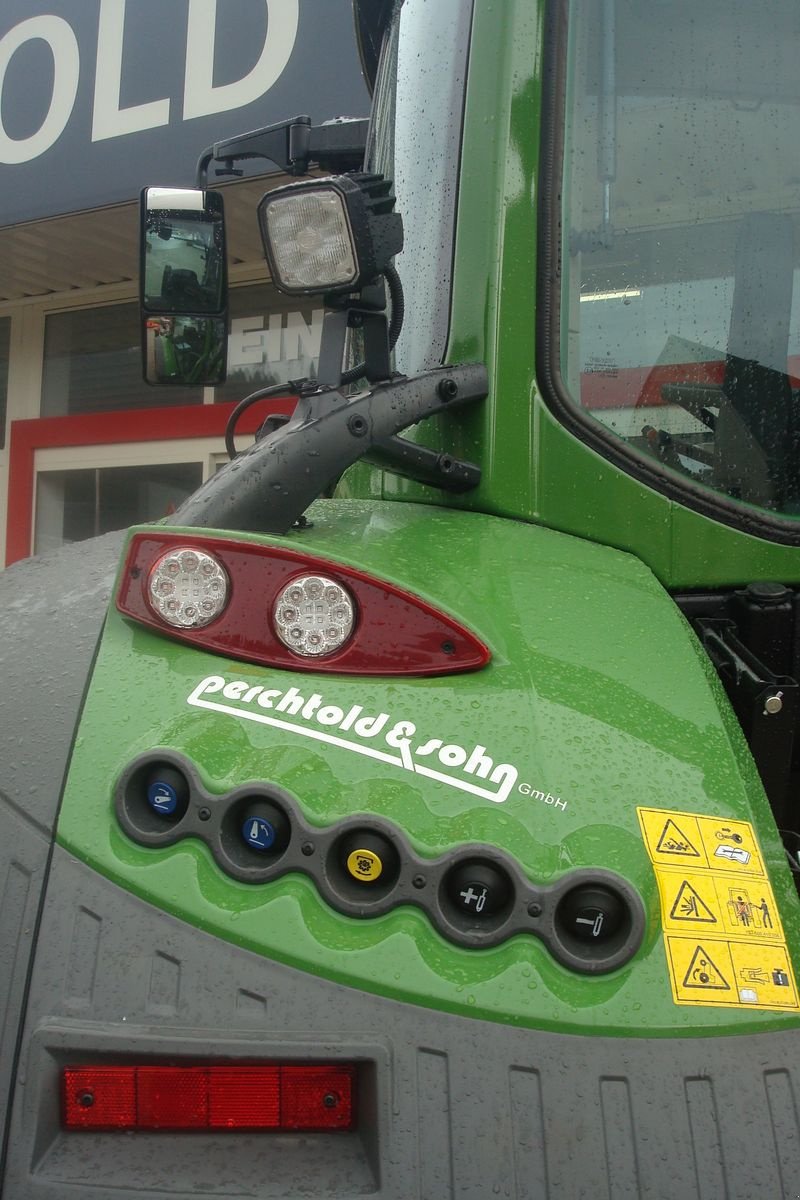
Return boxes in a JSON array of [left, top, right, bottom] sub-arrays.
[[57, 502, 800, 1037], [360, 0, 800, 590]]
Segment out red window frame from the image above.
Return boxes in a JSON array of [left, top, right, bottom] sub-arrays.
[[6, 399, 293, 566]]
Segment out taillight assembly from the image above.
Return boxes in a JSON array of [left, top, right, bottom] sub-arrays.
[[116, 532, 490, 675], [62, 1064, 355, 1131]]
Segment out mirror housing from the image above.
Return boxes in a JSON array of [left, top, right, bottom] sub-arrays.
[[140, 187, 228, 385]]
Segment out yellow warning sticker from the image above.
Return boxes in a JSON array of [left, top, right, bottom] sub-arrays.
[[638, 808, 765, 877], [666, 937, 734, 1003], [638, 807, 799, 1011], [639, 811, 706, 865], [729, 942, 799, 1010], [695, 815, 766, 879], [665, 936, 799, 1010], [656, 871, 785, 942]]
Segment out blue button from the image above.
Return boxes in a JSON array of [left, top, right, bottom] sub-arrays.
[[147, 781, 179, 815], [241, 816, 276, 851]]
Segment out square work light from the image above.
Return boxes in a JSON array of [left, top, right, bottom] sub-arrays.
[[257, 173, 403, 296]]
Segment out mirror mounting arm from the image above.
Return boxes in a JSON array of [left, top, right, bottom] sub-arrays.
[[171, 364, 488, 535], [194, 115, 369, 188]]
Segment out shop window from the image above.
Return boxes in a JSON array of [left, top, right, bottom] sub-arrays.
[[0, 315, 9, 449], [40, 290, 322, 417], [214, 282, 324, 403], [34, 461, 203, 554], [41, 303, 203, 417]]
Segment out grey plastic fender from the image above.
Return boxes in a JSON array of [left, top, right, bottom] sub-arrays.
[[0, 532, 123, 1176]]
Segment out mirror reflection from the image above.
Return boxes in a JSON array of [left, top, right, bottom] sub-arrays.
[[139, 188, 228, 385], [143, 201, 225, 315], [143, 315, 227, 386]]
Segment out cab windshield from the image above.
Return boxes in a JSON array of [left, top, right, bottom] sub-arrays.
[[561, 0, 800, 517]]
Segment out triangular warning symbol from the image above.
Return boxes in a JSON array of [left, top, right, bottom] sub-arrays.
[[670, 881, 717, 924], [656, 818, 701, 857], [682, 944, 730, 991]]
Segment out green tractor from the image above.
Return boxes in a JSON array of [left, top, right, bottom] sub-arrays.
[[3, 0, 800, 1195]]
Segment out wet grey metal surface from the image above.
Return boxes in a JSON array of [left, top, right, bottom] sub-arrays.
[[4, 846, 800, 1199], [0, 534, 123, 1183], [0, 533, 123, 828]]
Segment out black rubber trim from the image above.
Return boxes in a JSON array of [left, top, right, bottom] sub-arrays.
[[115, 750, 645, 973], [535, 0, 800, 547]]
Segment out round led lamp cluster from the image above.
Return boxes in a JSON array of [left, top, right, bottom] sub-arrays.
[[148, 548, 229, 629], [147, 546, 355, 658], [273, 575, 355, 657]]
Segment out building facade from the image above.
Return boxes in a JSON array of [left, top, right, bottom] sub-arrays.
[[0, 0, 369, 565]]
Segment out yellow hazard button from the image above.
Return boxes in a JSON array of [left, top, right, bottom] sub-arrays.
[[346, 847, 384, 882]]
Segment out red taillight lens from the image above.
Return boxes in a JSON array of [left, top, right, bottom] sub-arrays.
[[116, 532, 490, 676], [62, 1064, 355, 1131]]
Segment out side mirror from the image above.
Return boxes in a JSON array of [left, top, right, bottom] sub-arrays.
[[140, 187, 228, 386]]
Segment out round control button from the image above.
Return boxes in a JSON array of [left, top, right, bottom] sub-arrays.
[[241, 816, 277, 851], [446, 860, 512, 919], [346, 848, 383, 882], [338, 830, 398, 887], [559, 885, 625, 943], [239, 802, 289, 855], [148, 782, 178, 815], [145, 765, 188, 820]]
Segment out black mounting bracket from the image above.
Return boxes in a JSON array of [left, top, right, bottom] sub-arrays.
[[173, 364, 488, 535], [696, 616, 799, 827], [195, 115, 369, 188]]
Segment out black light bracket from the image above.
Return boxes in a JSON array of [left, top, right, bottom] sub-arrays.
[[195, 115, 369, 188], [173, 364, 488, 536], [317, 278, 391, 387]]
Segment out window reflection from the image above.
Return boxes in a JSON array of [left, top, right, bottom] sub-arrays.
[[562, 0, 800, 514], [34, 462, 203, 554]]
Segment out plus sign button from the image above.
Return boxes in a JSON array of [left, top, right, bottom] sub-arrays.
[[446, 861, 512, 919]]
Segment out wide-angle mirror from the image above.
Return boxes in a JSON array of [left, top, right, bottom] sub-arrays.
[[142, 314, 227, 386]]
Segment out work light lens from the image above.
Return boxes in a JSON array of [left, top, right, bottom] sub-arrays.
[[148, 548, 229, 628], [273, 575, 355, 656], [261, 189, 357, 292]]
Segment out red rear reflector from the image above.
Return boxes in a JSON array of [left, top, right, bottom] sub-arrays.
[[116, 532, 490, 676], [62, 1068, 136, 1129], [208, 1067, 280, 1128], [137, 1067, 208, 1128], [281, 1066, 354, 1130], [62, 1064, 355, 1131]]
